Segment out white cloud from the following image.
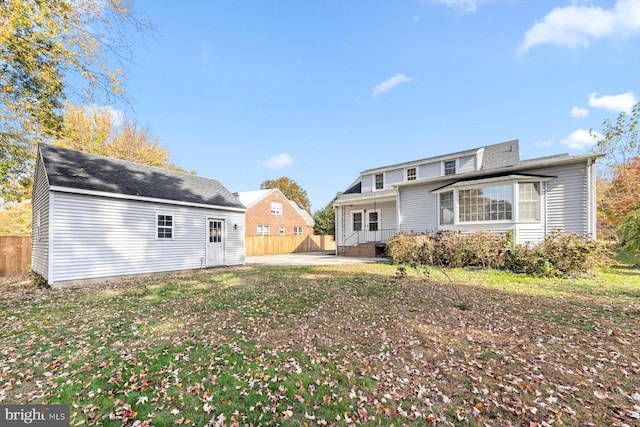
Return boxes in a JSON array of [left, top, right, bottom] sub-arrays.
[[560, 129, 600, 150], [264, 153, 293, 169], [570, 106, 589, 118], [588, 91, 637, 114], [430, 0, 479, 13], [372, 74, 414, 98], [86, 104, 124, 126], [534, 139, 554, 147], [518, 0, 640, 52]]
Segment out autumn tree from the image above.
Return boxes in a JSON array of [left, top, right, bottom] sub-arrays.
[[261, 177, 311, 213], [0, 201, 31, 236], [56, 104, 187, 171], [594, 102, 640, 251], [313, 192, 342, 235], [0, 0, 152, 202]]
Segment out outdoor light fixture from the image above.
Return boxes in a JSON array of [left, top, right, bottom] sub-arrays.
[[234, 224, 238, 230]]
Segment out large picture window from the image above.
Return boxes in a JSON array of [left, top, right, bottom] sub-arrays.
[[519, 182, 540, 221], [459, 185, 512, 222], [440, 192, 454, 225]]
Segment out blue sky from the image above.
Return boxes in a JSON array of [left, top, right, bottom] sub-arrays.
[[108, 0, 640, 212]]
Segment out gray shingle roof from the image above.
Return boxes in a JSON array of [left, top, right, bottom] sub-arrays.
[[480, 140, 520, 169], [39, 144, 245, 210]]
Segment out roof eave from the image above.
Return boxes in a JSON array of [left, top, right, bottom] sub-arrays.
[[49, 185, 247, 212]]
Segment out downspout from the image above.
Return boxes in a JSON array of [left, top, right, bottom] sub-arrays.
[[543, 182, 548, 236], [587, 158, 596, 239]]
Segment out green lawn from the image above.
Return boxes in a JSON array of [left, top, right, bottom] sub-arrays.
[[1, 263, 639, 426]]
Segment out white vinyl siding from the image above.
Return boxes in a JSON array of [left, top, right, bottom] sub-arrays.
[[31, 157, 50, 279], [362, 175, 373, 192], [385, 169, 403, 186], [49, 192, 245, 284], [458, 155, 476, 173], [418, 162, 441, 179], [528, 163, 589, 235], [399, 184, 438, 233]]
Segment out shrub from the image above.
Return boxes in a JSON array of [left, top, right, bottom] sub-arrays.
[[385, 232, 433, 266], [387, 229, 611, 277], [387, 230, 510, 270], [508, 230, 612, 277]]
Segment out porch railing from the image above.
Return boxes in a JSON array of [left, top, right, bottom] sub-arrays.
[[343, 228, 396, 247]]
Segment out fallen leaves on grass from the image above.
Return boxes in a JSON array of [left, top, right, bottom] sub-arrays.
[[0, 265, 639, 426]]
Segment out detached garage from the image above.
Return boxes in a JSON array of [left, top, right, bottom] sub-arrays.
[[32, 144, 246, 287]]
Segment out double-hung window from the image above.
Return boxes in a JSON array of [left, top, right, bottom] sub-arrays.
[[368, 211, 379, 231], [375, 174, 384, 190], [352, 212, 363, 231], [157, 214, 173, 239], [279, 226, 285, 235], [271, 201, 282, 215], [406, 167, 417, 181], [439, 192, 454, 225], [294, 226, 303, 235], [257, 224, 270, 235], [518, 182, 540, 221], [443, 160, 457, 176]]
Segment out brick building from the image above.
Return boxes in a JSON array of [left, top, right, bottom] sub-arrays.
[[235, 189, 314, 236]]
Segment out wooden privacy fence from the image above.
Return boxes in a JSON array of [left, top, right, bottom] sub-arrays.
[[246, 235, 336, 256], [0, 236, 31, 276]]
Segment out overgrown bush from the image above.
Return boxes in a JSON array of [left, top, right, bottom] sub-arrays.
[[509, 230, 611, 277], [432, 231, 510, 269], [385, 232, 433, 266], [386, 229, 611, 277], [386, 230, 509, 269]]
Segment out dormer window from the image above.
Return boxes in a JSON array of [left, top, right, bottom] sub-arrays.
[[375, 174, 384, 190], [406, 167, 416, 181], [443, 160, 457, 176]]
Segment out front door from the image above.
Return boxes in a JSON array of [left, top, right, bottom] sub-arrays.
[[206, 219, 225, 266]]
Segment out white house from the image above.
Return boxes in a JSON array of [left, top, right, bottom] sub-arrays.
[[334, 140, 602, 257], [32, 144, 246, 286]]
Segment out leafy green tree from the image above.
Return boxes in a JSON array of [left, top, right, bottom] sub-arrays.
[[261, 177, 311, 213], [313, 192, 342, 235], [0, 0, 152, 202]]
